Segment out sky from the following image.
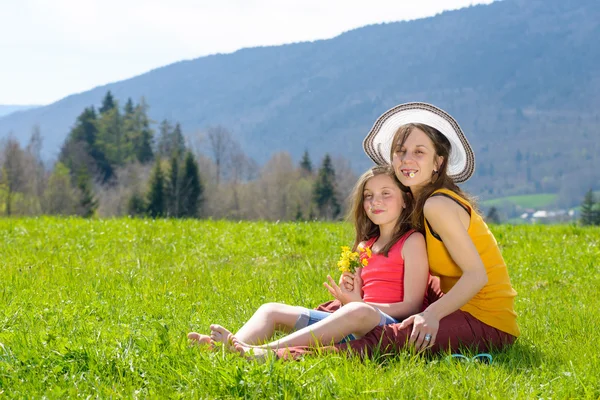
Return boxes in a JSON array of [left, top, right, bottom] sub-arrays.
[[0, 0, 494, 105]]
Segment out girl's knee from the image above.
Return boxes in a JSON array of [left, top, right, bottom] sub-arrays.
[[257, 302, 298, 318], [257, 302, 285, 315], [256, 302, 301, 331], [343, 302, 380, 324]]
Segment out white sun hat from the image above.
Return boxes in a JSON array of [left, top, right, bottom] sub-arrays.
[[362, 102, 475, 183]]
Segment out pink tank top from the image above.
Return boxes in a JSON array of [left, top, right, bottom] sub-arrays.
[[360, 230, 415, 303]]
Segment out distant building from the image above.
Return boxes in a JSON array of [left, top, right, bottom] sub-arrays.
[[522, 209, 577, 224]]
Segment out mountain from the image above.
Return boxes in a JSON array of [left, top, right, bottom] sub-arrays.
[[0, 105, 40, 118], [1, 0, 599, 206]]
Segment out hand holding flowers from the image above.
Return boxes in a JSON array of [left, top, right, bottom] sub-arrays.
[[323, 245, 371, 305]]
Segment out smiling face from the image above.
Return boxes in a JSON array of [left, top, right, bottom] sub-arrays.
[[391, 126, 444, 196], [362, 174, 405, 231]]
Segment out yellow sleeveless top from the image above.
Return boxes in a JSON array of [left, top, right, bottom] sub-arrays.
[[425, 189, 520, 337]]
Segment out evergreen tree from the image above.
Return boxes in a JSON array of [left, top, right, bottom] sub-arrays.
[[122, 98, 137, 163], [295, 205, 304, 221], [167, 155, 181, 217], [133, 100, 154, 164], [580, 189, 597, 226], [75, 172, 97, 218], [299, 150, 313, 175], [171, 123, 186, 159], [70, 107, 98, 145], [124, 98, 135, 116], [486, 206, 501, 224], [136, 128, 155, 164], [99, 91, 116, 114], [515, 150, 523, 165], [179, 151, 203, 218], [60, 106, 114, 184], [156, 119, 174, 158], [146, 160, 166, 218], [127, 191, 147, 217], [96, 105, 125, 167], [312, 154, 340, 220]]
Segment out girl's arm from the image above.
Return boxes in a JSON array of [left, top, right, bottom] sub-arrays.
[[399, 196, 488, 350], [364, 232, 429, 320]]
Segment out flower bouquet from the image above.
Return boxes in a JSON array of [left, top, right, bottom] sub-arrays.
[[337, 245, 371, 273]]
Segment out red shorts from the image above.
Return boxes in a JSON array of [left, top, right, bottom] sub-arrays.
[[276, 276, 516, 359]]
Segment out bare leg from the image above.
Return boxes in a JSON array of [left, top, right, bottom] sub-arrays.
[[233, 303, 304, 344], [232, 302, 382, 357], [188, 302, 303, 346]]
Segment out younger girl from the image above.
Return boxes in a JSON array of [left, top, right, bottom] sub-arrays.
[[188, 166, 429, 357]]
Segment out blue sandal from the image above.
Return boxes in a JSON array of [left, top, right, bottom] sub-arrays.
[[445, 353, 493, 364]]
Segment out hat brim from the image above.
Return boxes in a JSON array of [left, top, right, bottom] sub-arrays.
[[362, 102, 475, 183]]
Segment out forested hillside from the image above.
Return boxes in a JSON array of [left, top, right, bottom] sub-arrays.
[[1, 0, 598, 207]]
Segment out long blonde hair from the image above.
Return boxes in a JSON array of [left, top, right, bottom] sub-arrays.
[[347, 165, 413, 256], [390, 123, 476, 233]]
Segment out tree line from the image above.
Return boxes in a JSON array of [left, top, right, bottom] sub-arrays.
[[0, 92, 355, 221]]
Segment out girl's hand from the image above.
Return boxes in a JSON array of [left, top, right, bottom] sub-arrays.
[[339, 271, 355, 291], [324, 274, 362, 305], [398, 311, 440, 352], [339, 267, 364, 292]]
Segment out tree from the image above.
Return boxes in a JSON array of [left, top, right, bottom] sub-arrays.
[[42, 162, 77, 215], [255, 152, 296, 220], [156, 120, 186, 161], [18, 126, 47, 215], [0, 138, 26, 216], [75, 171, 97, 218], [486, 206, 501, 224], [124, 97, 135, 116], [299, 150, 313, 175], [312, 154, 340, 220], [146, 160, 166, 218], [179, 151, 203, 217], [167, 155, 181, 217], [156, 120, 174, 159], [171, 123, 186, 159], [207, 125, 233, 186], [127, 191, 147, 217], [515, 150, 523, 165], [331, 156, 358, 216], [99, 91, 116, 114], [131, 99, 154, 164], [96, 104, 125, 167], [60, 107, 113, 184], [580, 189, 597, 226]]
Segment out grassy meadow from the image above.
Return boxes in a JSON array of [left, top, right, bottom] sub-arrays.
[[0, 218, 599, 398], [481, 193, 558, 210]]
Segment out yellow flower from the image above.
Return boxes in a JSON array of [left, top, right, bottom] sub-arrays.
[[337, 245, 371, 273]]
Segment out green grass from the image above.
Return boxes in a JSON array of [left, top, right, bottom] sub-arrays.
[[1, 218, 599, 398], [482, 193, 557, 209]]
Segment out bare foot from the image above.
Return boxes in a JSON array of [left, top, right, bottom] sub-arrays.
[[231, 338, 271, 361], [187, 332, 212, 346], [209, 324, 235, 345]]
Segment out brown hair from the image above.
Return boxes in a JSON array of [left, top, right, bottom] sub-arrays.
[[390, 123, 476, 233], [347, 165, 413, 256]]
